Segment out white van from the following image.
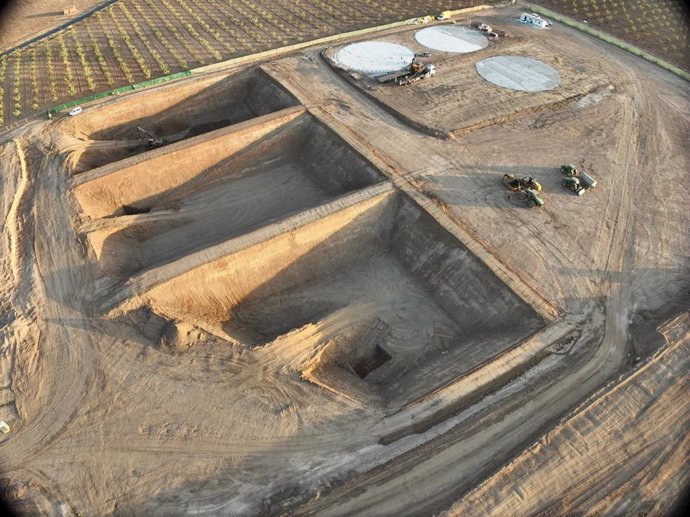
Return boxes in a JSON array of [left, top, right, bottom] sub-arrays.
[[68, 106, 83, 116]]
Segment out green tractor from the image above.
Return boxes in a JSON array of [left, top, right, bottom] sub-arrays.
[[560, 164, 578, 177], [518, 188, 544, 208], [559, 164, 597, 195], [561, 177, 585, 196]]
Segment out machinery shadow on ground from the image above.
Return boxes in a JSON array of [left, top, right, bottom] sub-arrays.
[[423, 164, 586, 209], [67, 68, 300, 172]]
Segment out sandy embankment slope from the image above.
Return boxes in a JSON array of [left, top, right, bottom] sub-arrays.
[[445, 312, 690, 516]]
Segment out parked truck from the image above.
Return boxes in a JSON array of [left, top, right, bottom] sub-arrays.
[[377, 61, 436, 85]]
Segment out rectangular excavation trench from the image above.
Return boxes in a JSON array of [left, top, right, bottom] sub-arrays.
[[74, 112, 384, 279], [136, 190, 546, 406], [64, 67, 300, 172]]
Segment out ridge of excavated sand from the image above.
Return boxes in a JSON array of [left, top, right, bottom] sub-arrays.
[[98, 182, 395, 313]]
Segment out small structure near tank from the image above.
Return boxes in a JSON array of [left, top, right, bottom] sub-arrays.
[[519, 12, 551, 28], [0, 420, 10, 434], [377, 61, 436, 85]]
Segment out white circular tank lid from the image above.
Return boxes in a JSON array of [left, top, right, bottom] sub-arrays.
[[475, 56, 560, 91], [332, 42, 415, 76], [415, 25, 489, 53]]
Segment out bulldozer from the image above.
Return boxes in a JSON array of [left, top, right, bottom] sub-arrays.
[[518, 188, 544, 208]]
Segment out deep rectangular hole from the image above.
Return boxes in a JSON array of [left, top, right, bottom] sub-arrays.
[[351, 345, 392, 379], [143, 191, 546, 405], [77, 113, 384, 279], [66, 68, 300, 172]]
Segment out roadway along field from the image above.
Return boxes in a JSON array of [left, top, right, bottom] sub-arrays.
[[0, 0, 487, 126]]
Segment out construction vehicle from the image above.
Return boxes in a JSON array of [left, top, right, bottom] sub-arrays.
[[471, 21, 493, 33], [561, 177, 585, 195], [503, 174, 522, 191], [503, 174, 541, 191], [559, 164, 597, 195], [398, 63, 435, 85], [518, 188, 544, 208], [560, 164, 578, 177], [0, 420, 9, 434], [520, 176, 542, 191], [137, 126, 164, 148]]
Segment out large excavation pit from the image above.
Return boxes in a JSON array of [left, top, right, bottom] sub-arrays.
[[63, 67, 300, 172], [74, 111, 384, 279], [134, 190, 545, 406]]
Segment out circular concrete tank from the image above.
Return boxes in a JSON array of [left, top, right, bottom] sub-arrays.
[[332, 42, 415, 76], [414, 26, 488, 53], [475, 56, 560, 92]]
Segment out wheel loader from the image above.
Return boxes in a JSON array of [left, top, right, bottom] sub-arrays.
[[520, 176, 542, 191], [503, 174, 542, 192]]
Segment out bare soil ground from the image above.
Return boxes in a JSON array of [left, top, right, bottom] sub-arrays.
[[0, 0, 104, 51], [325, 12, 613, 136], [0, 6, 688, 516]]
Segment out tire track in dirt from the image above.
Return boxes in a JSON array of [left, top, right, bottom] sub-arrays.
[[0, 138, 36, 443], [0, 144, 96, 471]]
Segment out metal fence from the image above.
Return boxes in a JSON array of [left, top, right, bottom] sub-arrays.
[[45, 70, 192, 117]]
